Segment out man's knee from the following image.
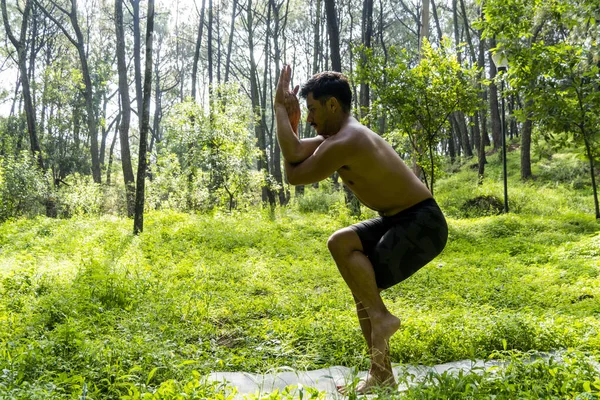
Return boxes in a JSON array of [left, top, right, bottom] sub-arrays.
[[327, 228, 362, 257]]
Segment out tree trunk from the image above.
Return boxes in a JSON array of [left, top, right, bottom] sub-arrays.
[[430, 0, 443, 46], [106, 113, 120, 185], [207, 0, 214, 93], [134, 0, 155, 234], [477, 4, 488, 181], [247, 0, 271, 205], [116, 0, 136, 216], [191, 0, 206, 100], [583, 134, 600, 219], [488, 37, 501, 150], [270, 0, 287, 206], [224, 0, 237, 82], [520, 103, 533, 180], [419, 0, 430, 55], [324, 0, 341, 72], [360, 0, 373, 120], [1, 0, 43, 170], [131, 0, 143, 118]]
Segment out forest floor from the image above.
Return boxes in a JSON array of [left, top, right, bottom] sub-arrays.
[[1, 149, 600, 399]]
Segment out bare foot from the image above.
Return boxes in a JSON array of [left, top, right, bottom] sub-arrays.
[[336, 368, 396, 395], [370, 313, 400, 371], [355, 369, 396, 394]]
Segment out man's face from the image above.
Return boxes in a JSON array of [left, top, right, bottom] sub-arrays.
[[305, 93, 330, 136]]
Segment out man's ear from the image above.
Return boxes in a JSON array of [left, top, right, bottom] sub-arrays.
[[327, 97, 339, 112]]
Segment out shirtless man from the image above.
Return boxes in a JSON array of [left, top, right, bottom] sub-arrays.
[[274, 65, 448, 393]]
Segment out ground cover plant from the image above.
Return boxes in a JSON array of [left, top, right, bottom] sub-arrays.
[[1, 150, 599, 399]]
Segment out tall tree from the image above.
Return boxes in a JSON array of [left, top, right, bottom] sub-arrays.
[[115, 0, 136, 216], [418, 0, 429, 55], [36, 0, 102, 182], [223, 0, 238, 83], [191, 0, 206, 100], [245, 0, 272, 205], [1, 0, 43, 170], [207, 0, 213, 93], [134, 0, 155, 234], [130, 0, 143, 119], [324, 0, 341, 72], [360, 0, 373, 120], [487, 36, 501, 150]]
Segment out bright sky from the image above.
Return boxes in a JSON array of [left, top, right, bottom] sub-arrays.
[[0, 0, 208, 117]]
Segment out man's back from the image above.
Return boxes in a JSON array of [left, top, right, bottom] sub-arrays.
[[328, 117, 432, 216]]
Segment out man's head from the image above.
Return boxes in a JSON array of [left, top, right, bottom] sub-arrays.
[[299, 71, 352, 136]]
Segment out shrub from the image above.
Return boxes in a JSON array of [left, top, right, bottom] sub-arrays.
[[0, 152, 47, 221], [460, 195, 503, 218], [55, 173, 104, 217], [295, 183, 344, 214]]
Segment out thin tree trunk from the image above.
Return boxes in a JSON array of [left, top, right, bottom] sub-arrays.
[[247, 0, 271, 205], [360, 0, 373, 120], [271, 0, 287, 205], [191, 0, 206, 99], [131, 0, 143, 118], [116, 0, 136, 216], [224, 0, 237, 82], [207, 0, 214, 94], [2, 0, 43, 170], [106, 113, 120, 185], [430, 0, 443, 46], [477, 4, 488, 181], [521, 117, 532, 180], [583, 134, 600, 219], [419, 0, 429, 55], [488, 37, 501, 150], [134, 0, 155, 234]]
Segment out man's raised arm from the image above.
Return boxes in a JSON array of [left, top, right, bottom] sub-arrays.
[[274, 65, 324, 164]]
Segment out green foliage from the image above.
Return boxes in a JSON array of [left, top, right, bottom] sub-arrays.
[[55, 173, 104, 217], [295, 181, 345, 214], [482, 0, 600, 216], [357, 39, 481, 195], [0, 152, 47, 221], [0, 115, 23, 157], [2, 154, 600, 398], [161, 84, 262, 211]]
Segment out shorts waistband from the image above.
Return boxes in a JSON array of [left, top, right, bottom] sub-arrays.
[[379, 197, 437, 218]]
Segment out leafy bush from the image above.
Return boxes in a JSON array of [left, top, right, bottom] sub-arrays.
[[0, 152, 47, 221], [460, 195, 503, 217], [160, 84, 262, 211], [55, 173, 104, 217], [536, 152, 591, 189], [295, 182, 345, 214]]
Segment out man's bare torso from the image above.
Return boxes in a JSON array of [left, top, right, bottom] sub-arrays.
[[325, 117, 432, 216]]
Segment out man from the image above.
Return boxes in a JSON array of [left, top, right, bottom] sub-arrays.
[[274, 65, 448, 393]]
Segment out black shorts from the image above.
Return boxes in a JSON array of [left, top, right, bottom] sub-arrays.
[[350, 198, 448, 289]]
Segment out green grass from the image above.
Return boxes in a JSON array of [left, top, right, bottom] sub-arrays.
[[1, 149, 600, 399]]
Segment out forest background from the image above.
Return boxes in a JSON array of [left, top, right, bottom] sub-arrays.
[[0, 0, 597, 224], [1, 0, 600, 398]]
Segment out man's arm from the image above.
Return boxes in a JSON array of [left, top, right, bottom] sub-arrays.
[[284, 138, 349, 185], [275, 104, 324, 164]]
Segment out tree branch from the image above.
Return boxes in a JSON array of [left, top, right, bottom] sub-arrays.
[[33, 0, 78, 46]]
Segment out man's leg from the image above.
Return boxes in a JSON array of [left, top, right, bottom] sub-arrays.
[[328, 227, 400, 392], [354, 296, 372, 351], [355, 295, 394, 381]]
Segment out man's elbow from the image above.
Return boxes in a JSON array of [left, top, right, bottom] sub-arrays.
[[286, 171, 300, 186], [285, 166, 306, 186]]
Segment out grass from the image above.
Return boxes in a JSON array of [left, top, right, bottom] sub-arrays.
[[1, 148, 599, 399]]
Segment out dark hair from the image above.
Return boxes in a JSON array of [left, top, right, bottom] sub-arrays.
[[299, 71, 352, 113]]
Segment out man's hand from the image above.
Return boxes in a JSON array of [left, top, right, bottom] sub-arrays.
[[275, 64, 301, 134]]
